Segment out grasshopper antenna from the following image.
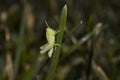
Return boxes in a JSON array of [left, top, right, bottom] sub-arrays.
[[45, 20, 49, 27]]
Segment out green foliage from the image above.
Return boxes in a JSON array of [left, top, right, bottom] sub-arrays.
[[1, 0, 120, 80]]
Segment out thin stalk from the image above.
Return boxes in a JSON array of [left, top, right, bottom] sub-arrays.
[[31, 58, 50, 80], [45, 4, 67, 80], [86, 35, 94, 80], [86, 23, 104, 80]]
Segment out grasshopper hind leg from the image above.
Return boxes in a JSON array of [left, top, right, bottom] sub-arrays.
[[48, 48, 53, 58]]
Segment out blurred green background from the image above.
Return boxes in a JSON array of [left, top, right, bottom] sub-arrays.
[[0, 0, 120, 80]]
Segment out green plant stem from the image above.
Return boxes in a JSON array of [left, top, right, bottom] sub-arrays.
[[45, 4, 67, 80]]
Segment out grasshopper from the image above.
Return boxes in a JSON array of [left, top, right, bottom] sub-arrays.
[[40, 21, 60, 58]]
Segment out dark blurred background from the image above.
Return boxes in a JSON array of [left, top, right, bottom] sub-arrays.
[[0, 0, 120, 80]]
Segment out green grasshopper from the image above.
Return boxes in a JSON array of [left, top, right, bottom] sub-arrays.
[[40, 21, 60, 58]]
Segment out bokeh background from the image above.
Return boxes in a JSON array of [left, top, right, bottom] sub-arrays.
[[0, 0, 120, 80]]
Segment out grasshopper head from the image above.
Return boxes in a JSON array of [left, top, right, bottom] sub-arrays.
[[46, 27, 56, 35]]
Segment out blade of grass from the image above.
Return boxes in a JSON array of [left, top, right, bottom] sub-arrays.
[[0, 28, 5, 80], [14, 0, 27, 79], [60, 23, 104, 62], [45, 4, 67, 80], [92, 61, 109, 80]]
